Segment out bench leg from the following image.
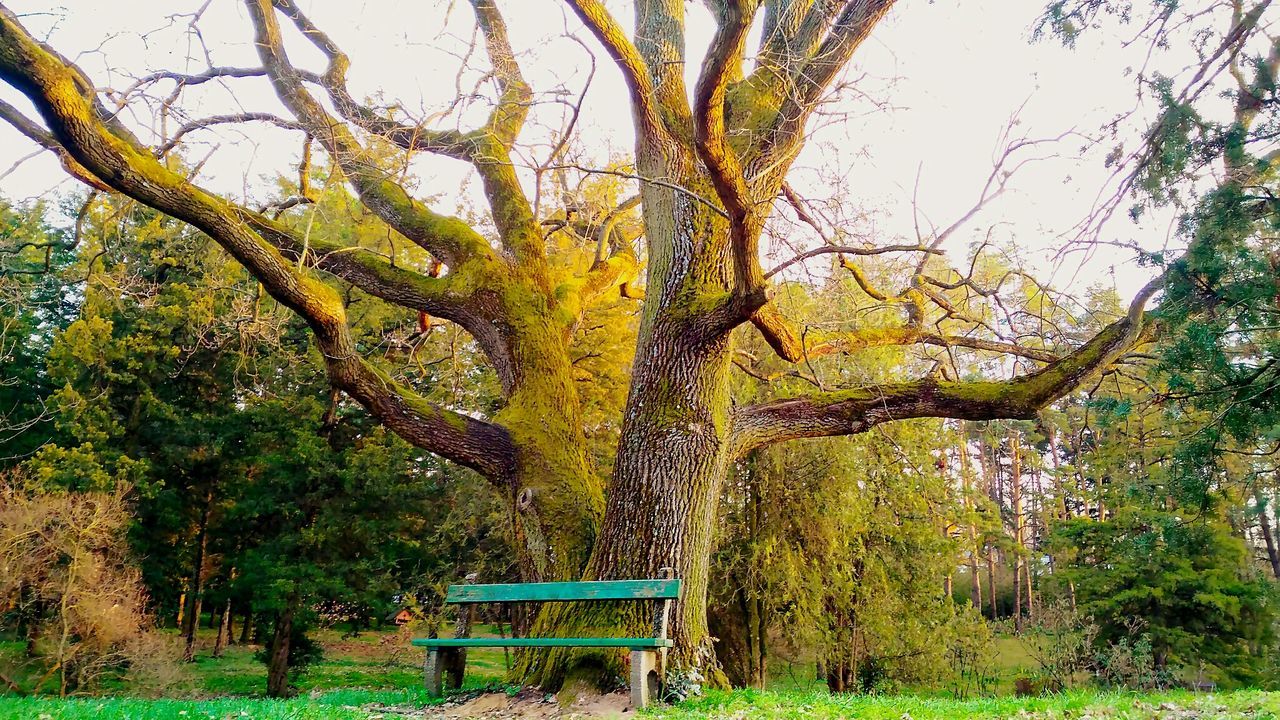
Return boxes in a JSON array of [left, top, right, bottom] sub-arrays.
[[443, 648, 467, 690], [630, 649, 659, 709], [424, 649, 444, 696]]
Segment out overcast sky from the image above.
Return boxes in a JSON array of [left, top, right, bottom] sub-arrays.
[[0, 1, 1181, 300]]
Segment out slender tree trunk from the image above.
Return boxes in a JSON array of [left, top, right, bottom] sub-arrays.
[[1046, 423, 1069, 521], [1071, 430, 1090, 520], [23, 598, 40, 659], [986, 548, 998, 620], [182, 492, 212, 663], [239, 610, 252, 645], [1258, 489, 1280, 580], [213, 598, 233, 658], [977, 435, 999, 620], [1010, 429, 1024, 633], [957, 427, 983, 611], [226, 604, 236, 647], [266, 604, 295, 698], [710, 456, 769, 689]]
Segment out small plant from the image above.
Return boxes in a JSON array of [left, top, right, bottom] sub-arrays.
[[662, 666, 705, 703], [947, 628, 997, 699], [1017, 601, 1098, 692], [1091, 632, 1173, 690]]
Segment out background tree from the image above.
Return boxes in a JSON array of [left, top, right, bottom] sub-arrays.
[[0, 199, 76, 468], [7, 190, 515, 696]]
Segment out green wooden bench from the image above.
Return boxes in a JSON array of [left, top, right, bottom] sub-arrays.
[[412, 572, 680, 708]]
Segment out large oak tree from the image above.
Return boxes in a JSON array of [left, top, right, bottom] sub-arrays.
[[3, 0, 1226, 688]]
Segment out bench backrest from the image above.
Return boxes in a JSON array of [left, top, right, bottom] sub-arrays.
[[444, 579, 681, 604]]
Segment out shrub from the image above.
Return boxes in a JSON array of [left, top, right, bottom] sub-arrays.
[[0, 473, 180, 695]]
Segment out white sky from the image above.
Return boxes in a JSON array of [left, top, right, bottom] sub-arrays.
[[0, 1, 1179, 300]]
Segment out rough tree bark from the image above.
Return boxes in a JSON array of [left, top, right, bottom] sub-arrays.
[[266, 602, 296, 698], [213, 597, 232, 658], [0, 0, 1165, 690]]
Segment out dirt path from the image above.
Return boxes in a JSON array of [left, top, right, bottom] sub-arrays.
[[365, 689, 636, 719]]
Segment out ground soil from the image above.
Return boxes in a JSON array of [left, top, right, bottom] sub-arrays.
[[368, 689, 635, 719]]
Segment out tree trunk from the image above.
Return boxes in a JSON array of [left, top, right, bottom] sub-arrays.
[[707, 457, 768, 689], [1010, 429, 1024, 633], [182, 493, 212, 663], [239, 610, 252, 645], [957, 428, 982, 611], [1258, 489, 1280, 580], [23, 597, 40, 659], [977, 435, 999, 620], [519, 150, 740, 688], [213, 598, 233, 658], [493, 331, 603, 583], [1046, 423, 1069, 521], [708, 579, 766, 689], [266, 605, 296, 698]]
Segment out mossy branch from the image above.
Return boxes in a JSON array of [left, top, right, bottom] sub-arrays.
[[0, 6, 518, 481], [731, 278, 1161, 454]]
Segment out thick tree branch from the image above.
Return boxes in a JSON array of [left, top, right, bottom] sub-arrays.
[[563, 0, 670, 143], [0, 98, 112, 191], [732, 278, 1161, 453], [0, 5, 518, 481], [748, 0, 895, 183], [264, 0, 547, 268], [694, 1, 763, 293], [757, 0, 847, 79], [245, 0, 498, 269]]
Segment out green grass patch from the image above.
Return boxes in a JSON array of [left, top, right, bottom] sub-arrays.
[[655, 689, 1280, 719], [1, 689, 1276, 720], [0, 688, 447, 720]]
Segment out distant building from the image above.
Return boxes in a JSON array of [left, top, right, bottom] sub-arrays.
[[387, 607, 419, 626]]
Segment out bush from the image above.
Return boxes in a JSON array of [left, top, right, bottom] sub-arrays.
[[1091, 628, 1173, 690], [0, 474, 179, 695], [1017, 601, 1099, 692]]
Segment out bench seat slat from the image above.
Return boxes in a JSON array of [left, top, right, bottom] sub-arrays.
[[412, 637, 673, 649], [444, 579, 680, 604]]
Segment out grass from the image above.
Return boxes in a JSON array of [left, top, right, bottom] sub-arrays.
[[658, 689, 1280, 719], [0, 688, 449, 719], [2, 627, 1277, 718], [1, 689, 1276, 719]]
